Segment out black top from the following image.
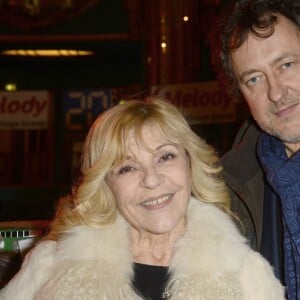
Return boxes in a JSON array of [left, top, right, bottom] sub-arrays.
[[132, 262, 170, 300]]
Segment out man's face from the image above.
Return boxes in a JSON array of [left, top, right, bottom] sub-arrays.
[[231, 15, 300, 154]]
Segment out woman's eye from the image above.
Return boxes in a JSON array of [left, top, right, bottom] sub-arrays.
[[159, 152, 176, 163], [118, 165, 134, 174]]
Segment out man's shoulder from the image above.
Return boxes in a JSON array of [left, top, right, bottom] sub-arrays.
[[221, 118, 262, 179], [224, 118, 261, 155]]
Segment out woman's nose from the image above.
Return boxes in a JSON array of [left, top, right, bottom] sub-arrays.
[[140, 167, 163, 189]]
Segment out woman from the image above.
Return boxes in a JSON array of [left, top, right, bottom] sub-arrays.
[[0, 98, 284, 299]]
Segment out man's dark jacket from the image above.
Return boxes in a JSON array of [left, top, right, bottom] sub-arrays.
[[221, 119, 264, 250]]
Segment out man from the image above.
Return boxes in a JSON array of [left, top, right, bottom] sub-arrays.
[[220, 1, 300, 299]]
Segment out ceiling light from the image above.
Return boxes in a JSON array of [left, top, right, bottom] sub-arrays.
[[1, 49, 94, 57], [4, 83, 17, 91]]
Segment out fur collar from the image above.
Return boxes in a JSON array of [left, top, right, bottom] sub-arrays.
[[46, 197, 247, 299], [1, 197, 284, 299]]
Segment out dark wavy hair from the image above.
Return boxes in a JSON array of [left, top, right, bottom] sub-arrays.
[[220, 0, 300, 100]]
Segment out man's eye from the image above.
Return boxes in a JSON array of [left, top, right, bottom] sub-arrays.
[[246, 76, 259, 86], [159, 153, 176, 163], [282, 61, 294, 70]]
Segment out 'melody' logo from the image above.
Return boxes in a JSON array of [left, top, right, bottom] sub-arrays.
[[0, 91, 49, 130], [151, 81, 236, 124], [0, 96, 47, 117]]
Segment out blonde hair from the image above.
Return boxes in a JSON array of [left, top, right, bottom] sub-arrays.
[[48, 98, 231, 239]]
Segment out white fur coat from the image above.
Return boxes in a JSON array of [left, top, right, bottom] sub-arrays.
[[0, 197, 285, 300]]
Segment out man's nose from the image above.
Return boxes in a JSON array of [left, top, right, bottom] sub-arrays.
[[267, 75, 288, 102]]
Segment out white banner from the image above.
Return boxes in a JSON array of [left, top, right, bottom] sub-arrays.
[[0, 91, 49, 130]]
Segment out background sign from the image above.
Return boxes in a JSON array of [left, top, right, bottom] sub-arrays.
[[0, 91, 49, 130], [62, 89, 112, 173], [151, 81, 236, 124], [63, 89, 112, 131]]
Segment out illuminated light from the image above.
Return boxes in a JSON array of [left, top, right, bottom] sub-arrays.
[[1, 49, 94, 57], [161, 42, 167, 49], [119, 100, 126, 104], [183, 15, 189, 22], [27, 49, 35, 56], [5, 83, 17, 91], [77, 50, 92, 56], [69, 49, 77, 56], [36, 49, 59, 56], [18, 50, 27, 56], [161, 42, 167, 53], [6, 50, 17, 55], [59, 49, 69, 56]]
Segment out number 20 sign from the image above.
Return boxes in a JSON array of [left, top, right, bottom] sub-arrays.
[[63, 89, 112, 131]]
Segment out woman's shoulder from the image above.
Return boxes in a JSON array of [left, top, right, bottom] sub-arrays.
[[0, 240, 57, 300], [55, 218, 131, 262], [239, 250, 285, 299], [17, 239, 57, 272], [167, 198, 285, 299], [185, 198, 249, 266]]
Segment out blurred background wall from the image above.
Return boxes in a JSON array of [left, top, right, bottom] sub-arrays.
[[0, 0, 249, 221]]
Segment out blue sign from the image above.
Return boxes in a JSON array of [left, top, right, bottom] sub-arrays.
[[63, 89, 112, 130]]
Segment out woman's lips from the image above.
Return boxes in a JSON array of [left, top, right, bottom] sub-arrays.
[[139, 194, 173, 210]]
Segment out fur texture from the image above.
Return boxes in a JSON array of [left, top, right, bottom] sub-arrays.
[[0, 197, 285, 299]]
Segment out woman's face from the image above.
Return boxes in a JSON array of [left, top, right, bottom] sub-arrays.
[[106, 124, 191, 236]]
